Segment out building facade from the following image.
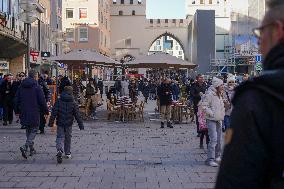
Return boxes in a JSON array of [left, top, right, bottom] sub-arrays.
[[62, 0, 111, 55], [0, 0, 64, 75]]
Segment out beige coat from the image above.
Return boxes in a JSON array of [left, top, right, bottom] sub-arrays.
[[202, 86, 225, 121]]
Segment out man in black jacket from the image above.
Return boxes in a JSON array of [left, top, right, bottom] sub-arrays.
[[215, 2, 284, 189], [38, 73, 51, 134], [0, 74, 17, 125], [157, 78, 173, 128], [190, 74, 207, 137]]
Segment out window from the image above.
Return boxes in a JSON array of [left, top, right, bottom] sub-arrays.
[[157, 19, 160, 24], [138, 0, 142, 4], [79, 27, 88, 42], [132, 10, 135, 15], [105, 19, 108, 29], [150, 19, 153, 24], [121, 0, 124, 4], [66, 28, 75, 41], [130, 0, 133, 4], [165, 19, 168, 23], [172, 19, 176, 23], [157, 46, 161, 51], [119, 10, 123, 15], [79, 8, 87, 19], [113, 0, 117, 4], [209, 0, 213, 4], [125, 38, 131, 47], [66, 8, 74, 19], [179, 51, 183, 55], [200, 0, 204, 4], [156, 40, 160, 45], [192, 0, 195, 4], [176, 46, 179, 50], [180, 19, 183, 23]]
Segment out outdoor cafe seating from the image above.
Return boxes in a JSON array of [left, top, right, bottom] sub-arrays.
[[107, 96, 145, 122]]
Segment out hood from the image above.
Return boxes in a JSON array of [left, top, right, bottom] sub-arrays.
[[233, 70, 284, 105], [60, 91, 74, 102], [21, 78, 37, 88], [207, 85, 217, 95], [263, 42, 284, 71]]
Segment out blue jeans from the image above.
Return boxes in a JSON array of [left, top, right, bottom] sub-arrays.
[[223, 115, 230, 130], [56, 126, 72, 154], [207, 120, 222, 160]]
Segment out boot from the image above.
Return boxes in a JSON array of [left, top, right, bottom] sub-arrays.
[[160, 122, 164, 128], [57, 150, 63, 164], [20, 145, 28, 159], [199, 143, 204, 149], [29, 146, 36, 156], [167, 121, 173, 128]]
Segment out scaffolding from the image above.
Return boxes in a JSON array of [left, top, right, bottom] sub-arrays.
[[209, 46, 236, 76]]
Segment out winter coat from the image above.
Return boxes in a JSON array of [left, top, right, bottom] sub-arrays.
[[215, 42, 284, 189], [171, 83, 180, 96], [142, 84, 150, 97], [38, 77, 51, 102], [157, 83, 172, 106], [202, 86, 225, 121], [114, 80, 122, 91], [97, 80, 104, 93], [14, 78, 48, 127], [190, 82, 207, 107], [85, 83, 95, 99], [223, 84, 235, 116], [48, 91, 84, 129], [0, 80, 18, 107]]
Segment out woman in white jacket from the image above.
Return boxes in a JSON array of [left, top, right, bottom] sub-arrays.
[[202, 77, 225, 167]]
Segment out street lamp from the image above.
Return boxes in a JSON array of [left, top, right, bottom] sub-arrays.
[[19, 0, 38, 74]]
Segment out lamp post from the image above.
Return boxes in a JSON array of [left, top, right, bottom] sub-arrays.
[[19, 0, 38, 74]]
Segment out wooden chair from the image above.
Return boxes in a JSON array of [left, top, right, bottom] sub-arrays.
[[107, 100, 120, 120]]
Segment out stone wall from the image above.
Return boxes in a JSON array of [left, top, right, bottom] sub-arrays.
[[9, 55, 25, 75]]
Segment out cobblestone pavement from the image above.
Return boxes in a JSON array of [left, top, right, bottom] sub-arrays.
[[0, 100, 218, 189]]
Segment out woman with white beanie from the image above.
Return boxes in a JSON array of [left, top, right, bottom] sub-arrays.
[[202, 77, 225, 167]]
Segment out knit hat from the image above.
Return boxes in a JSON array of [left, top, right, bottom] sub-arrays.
[[227, 74, 236, 83], [212, 77, 223, 88], [64, 86, 73, 94]]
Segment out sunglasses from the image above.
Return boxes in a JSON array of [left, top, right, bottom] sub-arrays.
[[19, 75, 25, 77]]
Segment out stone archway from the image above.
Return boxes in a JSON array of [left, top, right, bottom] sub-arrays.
[[148, 32, 186, 60]]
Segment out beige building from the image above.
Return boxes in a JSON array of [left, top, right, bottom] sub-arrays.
[[62, 0, 111, 55]]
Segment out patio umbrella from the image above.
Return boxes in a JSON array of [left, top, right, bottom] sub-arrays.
[[48, 49, 119, 66], [125, 53, 197, 69]]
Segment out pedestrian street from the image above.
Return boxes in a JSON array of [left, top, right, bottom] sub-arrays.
[[0, 100, 218, 189]]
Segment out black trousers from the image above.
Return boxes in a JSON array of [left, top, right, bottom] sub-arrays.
[[3, 103, 13, 123], [200, 130, 209, 145], [39, 113, 46, 132], [194, 105, 200, 134]]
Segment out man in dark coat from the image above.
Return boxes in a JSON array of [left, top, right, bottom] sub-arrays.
[[15, 70, 49, 159], [215, 2, 284, 189], [37, 74, 51, 134], [48, 86, 84, 164], [190, 74, 207, 137], [97, 78, 104, 98], [142, 81, 150, 103], [0, 74, 17, 125], [157, 78, 173, 128]]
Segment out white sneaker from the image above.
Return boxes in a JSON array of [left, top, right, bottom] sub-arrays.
[[215, 157, 222, 164], [206, 159, 219, 167], [65, 154, 72, 159]]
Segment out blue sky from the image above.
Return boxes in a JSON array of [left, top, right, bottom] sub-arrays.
[[146, 0, 186, 19]]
